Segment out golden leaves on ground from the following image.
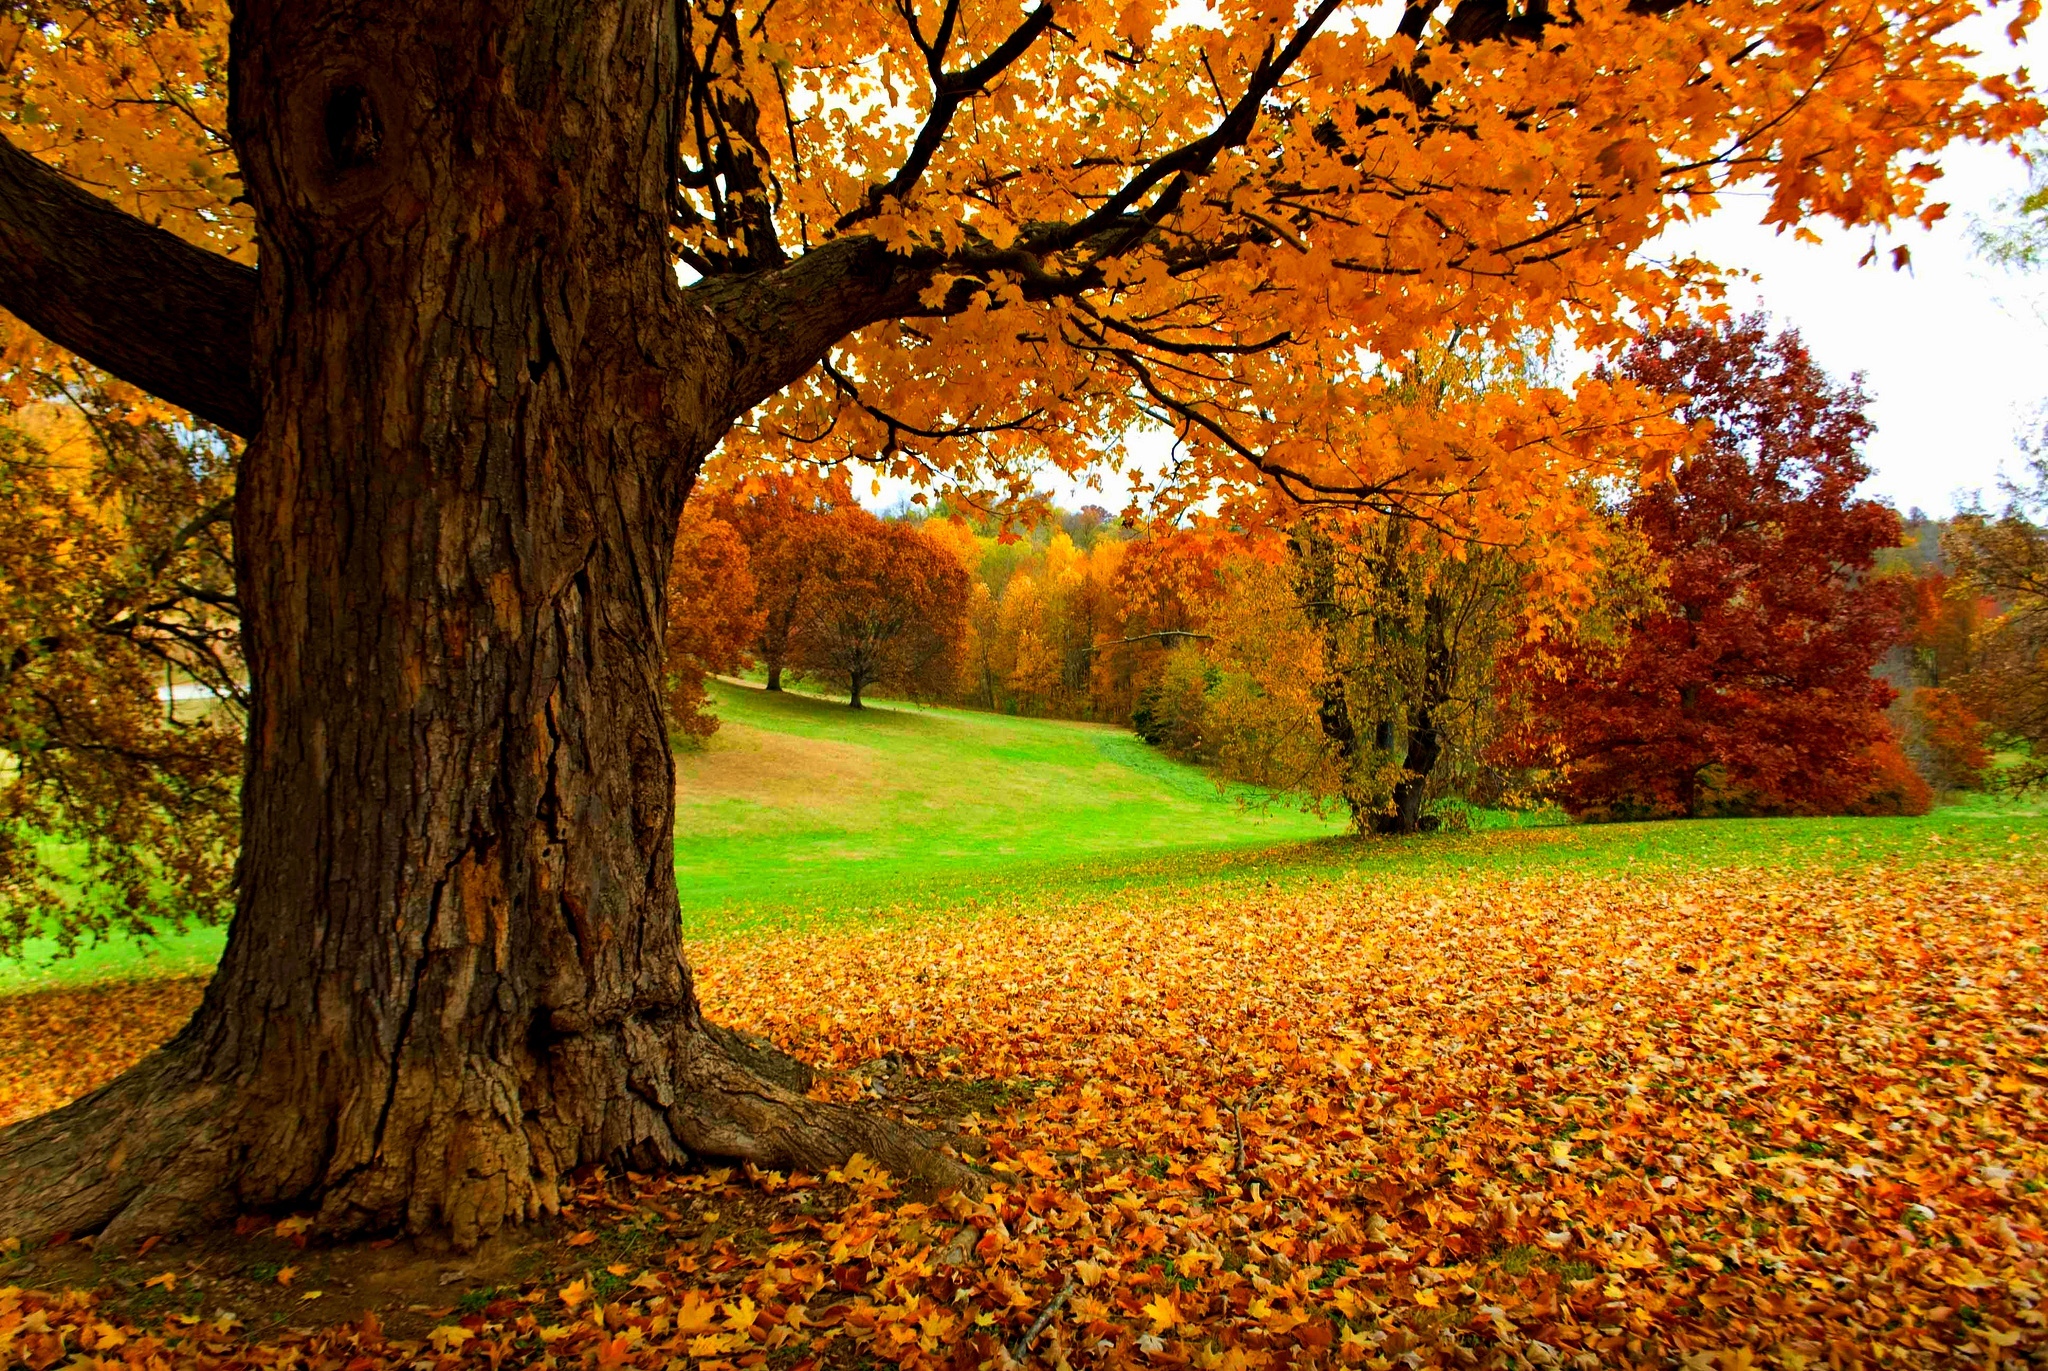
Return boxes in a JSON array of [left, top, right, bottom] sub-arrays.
[[694, 858, 2048, 1367], [4, 858, 2047, 1367], [0, 978, 204, 1126]]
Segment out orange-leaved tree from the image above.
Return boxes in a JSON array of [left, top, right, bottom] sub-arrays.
[[0, 0, 2037, 1244], [663, 510, 765, 741], [0, 381, 242, 955], [783, 510, 970, 708]]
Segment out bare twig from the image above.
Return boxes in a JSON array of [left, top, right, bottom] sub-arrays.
[[1230, 1083, 1276, 1180], [1008, 1273, 1076, 1364], [1079, 629, 1214, 656]]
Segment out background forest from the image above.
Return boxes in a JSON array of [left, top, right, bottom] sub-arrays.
[[662, 316, 2047, 843]]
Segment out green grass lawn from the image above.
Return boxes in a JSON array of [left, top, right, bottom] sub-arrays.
[[666, 679, 1344, 928], [1, 677, 2041, 993]]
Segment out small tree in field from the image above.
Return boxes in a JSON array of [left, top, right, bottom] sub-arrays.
[[785, 513, 969, 708], [1520, 317, 1906, 818]]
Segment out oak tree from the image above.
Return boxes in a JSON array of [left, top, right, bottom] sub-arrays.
[[1518, 317, 1907, 818], [0, 0, 2036, 1245]]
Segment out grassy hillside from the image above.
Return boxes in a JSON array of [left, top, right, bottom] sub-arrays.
[[2, 678, 2041, 993], [670, 678, 1344, 926], [0, 681, 1344, 990]]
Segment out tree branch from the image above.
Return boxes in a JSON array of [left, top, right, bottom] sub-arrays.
[[1080, 629, 1214, 655], [837, 1, 1058, 232], [0, 136, 258, 438], [1044, 0, 1347, 253], [692, 0, 1339, 431]]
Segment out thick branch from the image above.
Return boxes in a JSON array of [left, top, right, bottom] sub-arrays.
[[691, 1, 1337, 430], [0, 137, 259, 437], [1046, 0, 1347, 252]]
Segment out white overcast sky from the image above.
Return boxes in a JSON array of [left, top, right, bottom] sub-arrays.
[[1664, 137, 2046, 516]]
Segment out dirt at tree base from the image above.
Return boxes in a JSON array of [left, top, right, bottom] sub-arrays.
[[2, 1157, 888, 1344]]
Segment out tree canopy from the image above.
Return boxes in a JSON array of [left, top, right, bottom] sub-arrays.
[[780, 510, 971, 708], [1505, 316, 1914, 819], [8, 0, 2039, 539]]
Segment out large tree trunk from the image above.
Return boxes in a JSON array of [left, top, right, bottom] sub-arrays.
[[0, 0, 971, 1250]]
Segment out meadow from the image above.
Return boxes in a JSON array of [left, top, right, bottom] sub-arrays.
[[1, 694, 2044, 1369], [1, 680, 2035, 992]]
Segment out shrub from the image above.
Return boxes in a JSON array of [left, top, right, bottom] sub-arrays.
[[1133, 646, 1220, 759]]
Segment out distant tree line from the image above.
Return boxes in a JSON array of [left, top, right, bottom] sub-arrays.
[[794, 316, 2042, 834]]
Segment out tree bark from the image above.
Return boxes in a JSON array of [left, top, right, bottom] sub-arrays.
[[0, 137, 259, 437], [0, 0, 973, 1249], [1377, 591, 1452, 835], [1288, 521, 1369, 831], [848, 673, 866, 709]]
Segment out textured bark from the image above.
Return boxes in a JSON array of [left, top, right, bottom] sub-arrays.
[[0, 136, 260, 436], [0, 0, 974, 1248], [1377, 591, 1451, 836], [1289, 522, 1369, 830]]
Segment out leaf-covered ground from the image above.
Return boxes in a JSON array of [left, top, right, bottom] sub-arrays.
[[3, 849, 2045, 1369]]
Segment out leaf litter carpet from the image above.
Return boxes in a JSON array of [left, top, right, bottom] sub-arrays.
[[2, 855, 2045, 1369]]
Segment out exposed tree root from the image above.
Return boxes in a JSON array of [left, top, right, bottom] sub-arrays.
[[0, 1047, 241, 1248], [0, 1019, 978, 1251]]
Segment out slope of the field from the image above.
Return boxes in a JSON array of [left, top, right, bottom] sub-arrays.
[[0, 682, 1344, 990], [2, 677, 2039, 992], [669, 678, 1345, 927]]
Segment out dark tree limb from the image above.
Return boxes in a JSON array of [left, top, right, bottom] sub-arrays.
[[836, 0, 1058, 231], [0, 136, 259, 438], [1079, 629, 1214, 655]]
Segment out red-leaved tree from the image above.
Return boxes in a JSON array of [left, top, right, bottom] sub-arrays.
[[1513, 316, 1907, 818], [708, 478, 836, 693], [782, 511, 970, 709]]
